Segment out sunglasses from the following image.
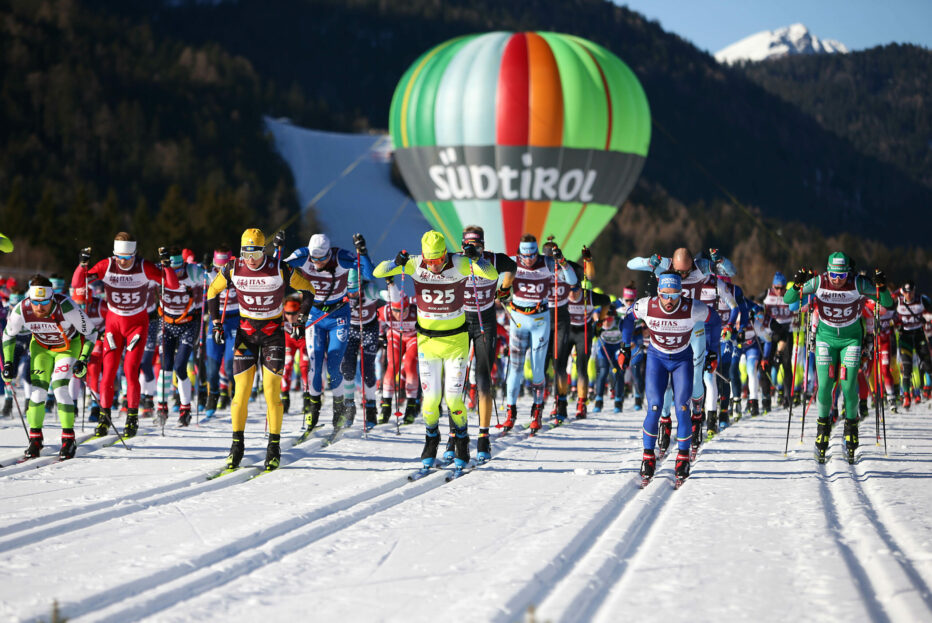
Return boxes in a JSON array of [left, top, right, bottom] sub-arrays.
[[674, 268, 691, 277], [114, 254, 134, 261], [310, 254, 329, 263], [31, 299, 53, 306], [659, 292, 681, 301], [241, 249, 265, 261], [424, 256, 446, 266], [828, 271, 847, 280]]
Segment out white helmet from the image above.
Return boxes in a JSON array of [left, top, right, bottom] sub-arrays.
[[308, 233, 331, 259]]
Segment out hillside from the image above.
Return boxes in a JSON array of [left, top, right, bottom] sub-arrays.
[[741, 44, 932, 190]]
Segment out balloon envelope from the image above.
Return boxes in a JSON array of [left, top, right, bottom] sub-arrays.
[[389, 31, 650, 258]]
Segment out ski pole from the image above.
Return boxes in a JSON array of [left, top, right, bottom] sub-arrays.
[[356, 249, 367, 439], [799, 307, 812, 443], [305, 296, 351, 328], [784, 304, 804, 454], [5, 380, 29, 439], [159, 261, 168, 437], [467, 257, 501, 427]]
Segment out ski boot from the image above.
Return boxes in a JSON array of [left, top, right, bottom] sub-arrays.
[[332, 396, 346, 429], [690, 414, 703, 461], [815, 418, 831, 464], [718, 405, 730, 430], [555, 397, 568, 424], [403, 398, 418, 425], [576, 396, 587, 419], [761, 396, 771, 414], [748, 399, 759, 418], [902, 393, 911, 411], [156, 402, 169, 428], [674, 449, 691, 488], [477, 430, 491, 464], [639, 449, 656, 487], [421, 425, 440, 468], [344, 399, 356, 427], [705, 410, 718, 440], [305, 395, 321, 430], [843, 419, 859, 465], [592, 398, 603, 413], [197, 387, 207, 410], [379, 399, 392, 424], [731, 397, 743, 422], [364, 402, 378, 431], [613, 399, 623, 413], [141, 395, 154, 417], [218, 388, 230, 410], [89, 400, 100, 422], [924, 387, 932, 402], [123, 409, 138, 437], [227, 431, 245, 469], [95, 408, 111, 437], [503, 405, 517, 432], [633, 395, 643, 411], [281, 391, 291, 414], [657, 416, 672, 458], [1, 396, 11, 418], [443, 433, 456, 464], [119, 397, 128, 414], [453, 425, 470, 469], [858, 399, 869, 422], [59, 428, 76, 460], [204, 392, 218, 419], [529, 402, 543, 434], [264, 433, 281, 471], [178, 405, 192, 427], [776, 389, 785, 409], [25, 428, 43, 458]]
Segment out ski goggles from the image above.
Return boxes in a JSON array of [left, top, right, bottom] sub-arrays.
[[423, 254, 446, 267], [658, 291, 681, 301], [241, 246, 265, 261], [673, 267, 692, 278], [114, 253, 135, 261], [827, 271, 847, 280]]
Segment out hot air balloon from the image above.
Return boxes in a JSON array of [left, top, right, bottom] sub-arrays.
[[389, 31, 650, 258]]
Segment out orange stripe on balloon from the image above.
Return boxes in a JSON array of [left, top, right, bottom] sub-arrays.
[[523, 32, 563, 241]]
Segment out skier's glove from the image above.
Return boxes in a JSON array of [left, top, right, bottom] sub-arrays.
[[705, 352, 718, 373], [394, 250, 409, 267], [721, 325, 733, 341], [290, 319, 305, 340], [378, 334, 387, 350], [873, 269, 886, 290], [212, 323, 225, 345], [462, 243, 480, 261], [2, 362, 13, 382], [72, 359, 88, 379], [648, 253, 661, 270], [792, 268, 809, 291], [272, 230, 286, 249], [617, 345, 631, 371], [708, 248, 721, 264], [353, 233, 368, 256], [79, 247, 92, 267], [158, 247, 171, 267], [581, 246, 593, 262], [496, 285, 512, 301], [759, 359, 771, 374], [551, 246, 564, 263]]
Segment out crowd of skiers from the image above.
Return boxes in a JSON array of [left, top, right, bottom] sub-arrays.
[[2, 227, 930, 484]]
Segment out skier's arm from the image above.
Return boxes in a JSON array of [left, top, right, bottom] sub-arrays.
[[283, 247, 309, 269], [206, 269, 229, 322], [626, 255, 670, 275], [372, 256, 417, 279], [1, 303, 24, 363], [288, 266, 316, 295], [494, 253, 517, 289], [785, 276, 818, 304], [549, 257, 577, 286], [72, 258, 109, 291], [690, 303, 707, 354], [456, 255, 498, 281], [620, 310, 635, 344]]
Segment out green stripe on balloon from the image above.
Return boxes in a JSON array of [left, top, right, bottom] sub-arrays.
[[539, 32, 607, 149], [564, 204, 616, 258]]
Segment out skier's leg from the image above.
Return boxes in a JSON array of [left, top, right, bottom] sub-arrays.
[[230, 334, 259, 432], [27, 342, 53, 430], [671, 351, 695, 451], [260, 331, 285, 435], [815, 339, 841, 421], [52, 345, 80, 429]]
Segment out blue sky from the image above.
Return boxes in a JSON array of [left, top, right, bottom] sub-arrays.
[[617, 0, 932, 53]]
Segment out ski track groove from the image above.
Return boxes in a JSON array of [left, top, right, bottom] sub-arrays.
[[532, 412, 748, 622], [56, 421, 539, 622], [0, 426, 338, 554]]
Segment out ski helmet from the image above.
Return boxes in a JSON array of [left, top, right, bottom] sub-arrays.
[[421, 230, 446, 260], [826, 252, 849, 273], [241, 228, 265, 249]]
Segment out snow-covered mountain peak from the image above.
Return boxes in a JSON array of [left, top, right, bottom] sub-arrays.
[[715, 23, 849, 65]]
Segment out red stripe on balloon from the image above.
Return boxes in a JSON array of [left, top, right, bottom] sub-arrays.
[[565, 45, 613, 246], [496, 33, 529, 254]]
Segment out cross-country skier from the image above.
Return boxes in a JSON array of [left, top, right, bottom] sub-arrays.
[[373, 231, 498, 472], [285, 233, 373, 430], [893, 280, 932, 408], [784, 253, 892, 463], [341, 268, 383, 429], [206, 229, 316, 471], [761, 272, 794, 410], [71, 233, 179, 438], [568, 284, 612, 417], [2, 276, 99, 459], [281, 297, 308, 414], [203, 246, 239, 419], [378, 281, 418, 424]]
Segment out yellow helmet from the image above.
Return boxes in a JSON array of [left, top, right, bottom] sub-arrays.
[[241, 228, 265, 249], [421, 230, 447, 260]]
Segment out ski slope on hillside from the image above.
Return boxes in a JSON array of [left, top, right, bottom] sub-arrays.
[[1, 394, 931, 622]]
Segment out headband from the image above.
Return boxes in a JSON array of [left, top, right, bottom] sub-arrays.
[[29, 285, 53, 302], [113, 240, 136, 256], [213, 251, 231, 266], [657, 273, 682, 291], [518, 241, 538, 256], [623, 288, 637, 299]]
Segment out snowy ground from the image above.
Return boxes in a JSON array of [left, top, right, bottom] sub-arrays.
[[1, 392, 931, 622]]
